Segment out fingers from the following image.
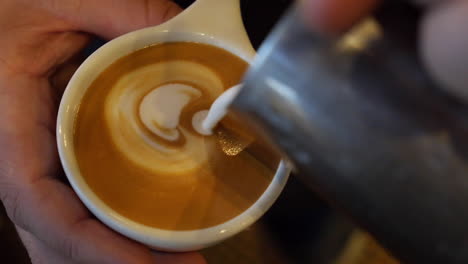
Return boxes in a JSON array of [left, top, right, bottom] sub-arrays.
[[50, 52, 85, 104], [9, 177, 206, 264], [17, 222, 207, 264], [8, 178, 158, 264], [47, 0, 182, 39], [301, 0, 380, 33], [300, 0, 468, 102], [420, 0, 468, 101], [16, 226, 79, 264], [152, 251, 207, 264], [0, 73, 205, 263], [0, 74, 201, 264]]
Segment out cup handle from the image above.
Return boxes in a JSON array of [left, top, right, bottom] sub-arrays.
[[157, 0, 256, 59]]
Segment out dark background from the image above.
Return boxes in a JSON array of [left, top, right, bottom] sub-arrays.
[[0, 1, 360, 263]]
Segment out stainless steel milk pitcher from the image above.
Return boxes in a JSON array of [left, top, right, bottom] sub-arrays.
[[232, 2, 468, 263]]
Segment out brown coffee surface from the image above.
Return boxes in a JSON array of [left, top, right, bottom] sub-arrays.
[[74, 42, 276, 230]]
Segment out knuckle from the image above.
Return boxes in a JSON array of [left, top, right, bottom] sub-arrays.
[[0, 159, 14, 198], [0, 157, 15, 200], [61, 220, 88, 263], [63, 236, 81, 262], [1, 186, 23, 227], [144, 0, 180, 26], [161, 1, 181, 22], [0, 158, 24, 228]]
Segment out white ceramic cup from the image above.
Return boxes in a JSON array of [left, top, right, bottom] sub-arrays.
[[57, 0, 291, 252]]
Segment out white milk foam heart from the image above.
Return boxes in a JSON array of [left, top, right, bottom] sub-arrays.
[[140, 83, 201, 141], [105, 60, 225, 176], [140, 83, 242, 140]]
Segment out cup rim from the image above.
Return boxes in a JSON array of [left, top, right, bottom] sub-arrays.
[[57, 27, 290, 251]]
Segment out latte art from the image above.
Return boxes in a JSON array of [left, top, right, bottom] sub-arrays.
[[75, 42, 276, 230], [105, 60, 225, 175], [139, 83, 201, 142], [193, 84, 243, 136]]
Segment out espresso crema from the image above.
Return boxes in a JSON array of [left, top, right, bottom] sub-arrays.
[[74, 42, 277, 230]]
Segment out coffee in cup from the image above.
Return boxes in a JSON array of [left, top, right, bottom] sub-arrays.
[[74, 42, 279, 231]]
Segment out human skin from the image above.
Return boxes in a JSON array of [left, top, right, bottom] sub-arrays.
[[302, 0, 468, 101], [0, 0, 205, 263], [2, 0, 466, 263]]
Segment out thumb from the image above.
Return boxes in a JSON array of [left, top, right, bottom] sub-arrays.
[[302, 0, 378, 33], [421, 0, 468, 102], [58, 0, 182, 39]]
